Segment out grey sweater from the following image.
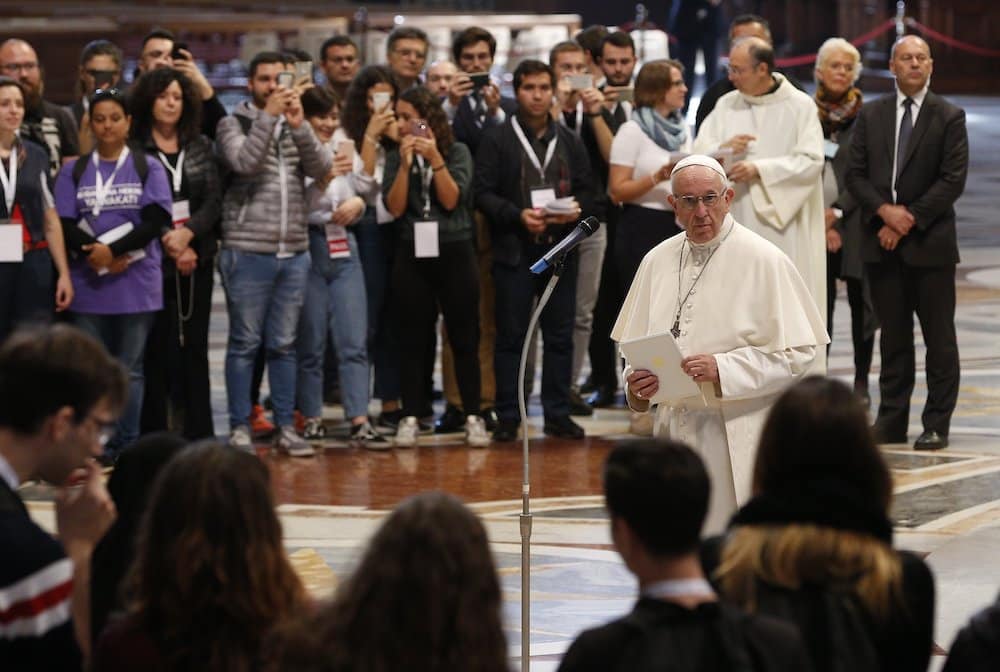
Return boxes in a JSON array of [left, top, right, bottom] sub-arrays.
[[216, 101, 332, 254]]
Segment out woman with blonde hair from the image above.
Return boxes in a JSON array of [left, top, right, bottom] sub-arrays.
[[704, 376, 934, 672]]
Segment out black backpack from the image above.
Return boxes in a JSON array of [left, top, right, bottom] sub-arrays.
[[72, 144, 150, 188], [754, 581, 881, 672]]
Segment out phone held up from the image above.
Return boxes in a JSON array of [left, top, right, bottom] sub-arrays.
[[277, 71, 294, 88], [171, 42, 189, 61], [469, 72, 490, 90], [411, 119, 430, 138]]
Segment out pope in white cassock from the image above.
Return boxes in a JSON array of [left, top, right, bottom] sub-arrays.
[[692, 36, 827, 372], [612, 155, 828, 534]]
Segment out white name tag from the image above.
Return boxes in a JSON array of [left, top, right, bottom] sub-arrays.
[[0, 223, 23, 263], [530, 187, 556, 210], [171, 199, 191, 228], [823, 139, 839, 160], [414, 220, 439, 258]]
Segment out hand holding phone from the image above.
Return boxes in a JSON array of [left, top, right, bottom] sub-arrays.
[[294, 61, 314, 86], [469, 72, 490, 90], [568, 74, 593, 91], [411, 119, 430, 138], [277, 71, 294, 88], [372, 91, 391, 112]]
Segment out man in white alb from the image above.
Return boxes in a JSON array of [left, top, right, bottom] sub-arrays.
[[612, 155, 828, 533], [693, 37, 826, 371]]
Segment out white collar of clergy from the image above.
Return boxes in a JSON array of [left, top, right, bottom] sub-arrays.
[[685, 214, 735, 258], [739, 72, 792, 105]]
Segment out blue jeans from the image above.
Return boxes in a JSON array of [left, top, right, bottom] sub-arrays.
[[220, 248, 310, 429], [297, 228, 369, 419], [354, 208, 400, 402], [72, 311, 156, 453]]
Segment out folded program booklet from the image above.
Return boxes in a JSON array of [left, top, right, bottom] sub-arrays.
[[618, 331, 701, 404], [95, 221, 146, 276]]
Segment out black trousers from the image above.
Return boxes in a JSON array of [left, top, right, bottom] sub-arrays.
[[588, 208, 624, 390], [392, 239, 481, 419], [141, 262, 216, 440], [826, 250, 874, 386], [867, 257, 959, 438], [615, 204, 682, 295]]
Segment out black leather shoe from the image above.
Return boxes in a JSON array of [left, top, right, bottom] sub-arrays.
[[544, 416, 585, 439], [586, 385, 617, 408], [914, 430, 948, 451], [434, 404, 465, 434], [872, 422, 906, 445], [481, 407, 499, 432], [493, 420, 520, 442], [569, 387, 594, 416], [579, 376, 597, 395]]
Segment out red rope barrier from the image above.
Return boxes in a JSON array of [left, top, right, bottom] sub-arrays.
[[905, 18, 1000, 58], [773, 18, 897, 68]]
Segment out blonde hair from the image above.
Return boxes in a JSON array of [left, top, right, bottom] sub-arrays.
[[715, 524, 904, 621], [815, 37, 862, 84]]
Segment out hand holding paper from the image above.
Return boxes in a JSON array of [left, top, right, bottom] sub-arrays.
[[619, 331, 701, 404]]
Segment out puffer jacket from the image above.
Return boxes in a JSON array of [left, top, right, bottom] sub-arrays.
[[215, 100, 331, 255]]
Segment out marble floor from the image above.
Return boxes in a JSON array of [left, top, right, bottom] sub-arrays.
[[21, 94, 1000, 670]]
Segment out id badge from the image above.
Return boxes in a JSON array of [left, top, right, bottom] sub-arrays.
[[414, 220, 439, 258], [0, 221, 22, 262], [172, 199, 191, 229], [530, 186, 556, 210], [326, 224, 350, 259], [823, 139, 839, 160]]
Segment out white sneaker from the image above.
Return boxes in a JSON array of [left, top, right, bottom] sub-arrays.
[[275, 425, 315, 457], [465, 415, 491, 448], [229, 425, 254, 453], [393, 416, 420, 448]]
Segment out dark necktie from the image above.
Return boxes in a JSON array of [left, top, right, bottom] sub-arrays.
[[612, 102, 627, 129], [895, 97, 913, 186]]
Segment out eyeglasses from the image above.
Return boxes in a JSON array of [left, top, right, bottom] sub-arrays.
[[675, 193, 721, 210], [1, 62, 38, 74], [83, 412, 117, 446], [393, 48, 426, 60]]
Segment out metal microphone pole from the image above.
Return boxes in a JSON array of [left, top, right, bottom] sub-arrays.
[[517, 251, 569, 672]]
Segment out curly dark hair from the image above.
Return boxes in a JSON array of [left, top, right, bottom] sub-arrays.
[[340, 64, 398, 149], [126, 442, 307, 672], [399, 85, 453, 155], [273, 492, 508, 672], [128, 67, 203, 146]]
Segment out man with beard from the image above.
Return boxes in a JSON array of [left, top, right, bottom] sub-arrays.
[[0, 39, 79, 176]]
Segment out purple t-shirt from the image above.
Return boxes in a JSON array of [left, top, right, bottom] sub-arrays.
[[55, 152, 172, 314]]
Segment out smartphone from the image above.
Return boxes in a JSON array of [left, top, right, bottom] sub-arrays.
[[615, 87, 635, 103], [277, 71, 294, 88], [372, 91, 391, 112], [568, 74, 593, 90], [171, 42, 189, 61], [411, 119, 429, 138], [91, 70, 118, 90], [469, 72, 490, 89], [336, 139, 355, 162], [294, 61, 313, 85]]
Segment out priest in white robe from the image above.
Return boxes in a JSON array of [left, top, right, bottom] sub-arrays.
[[692, 36, 827, 372], [612, 155, 828, 534]]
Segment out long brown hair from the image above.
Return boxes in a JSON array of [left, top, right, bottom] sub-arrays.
[[715, 377, 902, 620], [276, 492, 507, 672], [127, 442, 307, 672]]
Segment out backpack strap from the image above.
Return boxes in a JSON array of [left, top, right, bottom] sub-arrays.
[[72, 150, 91, 187], [72, 146, 149, 186]]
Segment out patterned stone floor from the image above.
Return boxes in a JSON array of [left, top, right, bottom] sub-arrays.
[[21, 94, 1000, 670]]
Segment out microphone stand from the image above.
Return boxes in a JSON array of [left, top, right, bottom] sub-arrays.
[[517, 250, 569, 672]]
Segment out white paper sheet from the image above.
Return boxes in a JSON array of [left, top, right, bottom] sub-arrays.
[[619, 331, 701, 404]]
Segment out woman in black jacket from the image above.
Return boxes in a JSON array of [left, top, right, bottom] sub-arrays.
[[130, 67, 221, 440], [703, 377, 935, 672]]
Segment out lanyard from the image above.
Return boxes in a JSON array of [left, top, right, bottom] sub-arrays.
[[641, 578, 715, 600], [92, 146, 130, 216], [415, 155, 435, 218], [0, 145, 16, 216], [157, 149, 185, 196], [512, 116, 558, 182], [559, 102, 583, 138]]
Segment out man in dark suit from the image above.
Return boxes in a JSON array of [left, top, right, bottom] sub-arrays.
[[846, 35, 968, 450], [557, 439, 813, 672]]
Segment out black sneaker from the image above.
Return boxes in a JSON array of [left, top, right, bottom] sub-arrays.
[[544, 416, 585, 439], [569, 387, 594, 416], [435, 404, 466, 434], [376, 408, 405, 430], [350, 420, 390, 451], [493, 420, 520, 442], [481, 407, 500, 432]]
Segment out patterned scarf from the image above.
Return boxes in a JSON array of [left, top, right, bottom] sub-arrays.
[[814, 82, 863, 138], [632, 106, 688, 152]]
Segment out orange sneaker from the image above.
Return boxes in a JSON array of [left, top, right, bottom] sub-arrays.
[[250, 403, 275, 437]]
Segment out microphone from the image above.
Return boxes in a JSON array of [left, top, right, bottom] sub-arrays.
[[530, 216, 600, 274]]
